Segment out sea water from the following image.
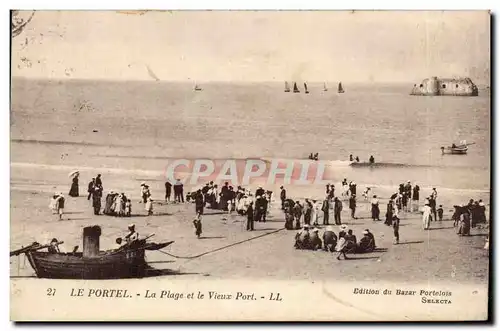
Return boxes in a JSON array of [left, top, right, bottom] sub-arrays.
[[10, 79, 491, 197]]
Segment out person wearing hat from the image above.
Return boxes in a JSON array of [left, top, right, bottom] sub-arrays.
[[255, 186, 265, 198], [335, 230, 349, 260], [246, 201, 255, 231], [92, 185, 102, 215], [323, 226, 338, 252], [48, 238, 61, 253], [333, 197, 343, 225], [292, 200, 303, 229], [309, 228, 322, 250], [457, 205, 471, 236], [141, 182, 151, 203], [125, 224, 139, 244], [345, 229, 357, 251], [358, 230, 375, 253], [193, 213, 203, 238], [404, 180, 412, 209], [69, 172, 80, 197], [422, 200, 432, 230], [303, 199, 313, 225], [54, 193, 65, 220], [194, 189, 205, 215], [280, 186, 287, 210], [294, 224, 311, 249], [95, 174, 102, 187], [412, 183, 420, 212], [321, 196, 331, 225], [348, 194, 357, 219], [87, 178, 96, 201], [338, 224, 348, 238], [283, 199, 295, 230]]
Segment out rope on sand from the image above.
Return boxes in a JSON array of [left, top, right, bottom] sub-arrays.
[[158, 228, 285, 260]]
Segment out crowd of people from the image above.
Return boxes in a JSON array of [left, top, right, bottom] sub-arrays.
[[59, 171, 489, 251], [294, 224, 376, 260]]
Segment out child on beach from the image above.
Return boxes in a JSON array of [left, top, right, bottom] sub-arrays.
[[55, 193, 65, 220], [437, 205, 444, 221], [125, 199, 132, 217], [193, 213, 203, 238]]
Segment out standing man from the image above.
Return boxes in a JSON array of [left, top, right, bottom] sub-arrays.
[[195, 189, 204, 215], [246, 201, 254, 231], [95, 174, 102, 187], [92, 185, 102, 215], [349, 194, 357, 219], [412, 183, 420, 212], [280, 186, 286, 210], [165, 180, 172, 202], [174, 179, 184, 203], [87, 178, 95, 201], [404, 181, 412, 210], [322, 197, 330, 225], [334, 197, 343, 225]]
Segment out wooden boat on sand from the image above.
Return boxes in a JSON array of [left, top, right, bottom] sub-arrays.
[[10, 226, 174, 279]]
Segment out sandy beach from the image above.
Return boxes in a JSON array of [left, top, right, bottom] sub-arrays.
[[10, 166, 490, 285]]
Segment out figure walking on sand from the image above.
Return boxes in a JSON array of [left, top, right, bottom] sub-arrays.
[[87, 178, 95, 201], [246, 201, 254, 231], [69, 172, 79, 197], [54, 193, 65, 220], [193, 213, 203, 238]]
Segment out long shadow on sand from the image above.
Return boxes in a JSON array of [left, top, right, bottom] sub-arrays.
[[397, 241, 424, 245], [469, 233, 488, 237], [344, 256, 380, 260], [200, 236, 225, 240], [428, 226, 455, 230], [253, 228, 278, 231], [130, 212, 173, 217], [144, 268, 200, 277], [63, 217, 90, 221]]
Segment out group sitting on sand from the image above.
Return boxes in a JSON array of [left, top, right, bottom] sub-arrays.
[[294, 224, 376, 259]]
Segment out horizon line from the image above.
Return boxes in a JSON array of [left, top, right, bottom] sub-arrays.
[[10, 76, 448, 85]]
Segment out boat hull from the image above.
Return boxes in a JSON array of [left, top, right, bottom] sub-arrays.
[[442, 147, 468, 155], [26, 249, 148, 279]]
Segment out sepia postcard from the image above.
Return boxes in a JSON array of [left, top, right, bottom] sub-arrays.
[[10, 9, 491, 321]]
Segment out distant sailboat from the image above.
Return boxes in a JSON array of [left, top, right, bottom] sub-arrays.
[[323, 82, 328, 91], [338, 82, 345, 93], [293, 82, 300, 93], [194, 83, 202, 91], [284, 81, 290, 92], [304, 82, 309, 94]]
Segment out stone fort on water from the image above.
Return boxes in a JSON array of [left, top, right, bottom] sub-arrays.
[[410, 76, 479, 96]]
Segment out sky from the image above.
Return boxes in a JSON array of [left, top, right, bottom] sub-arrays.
[[11, 10, 491, 83]]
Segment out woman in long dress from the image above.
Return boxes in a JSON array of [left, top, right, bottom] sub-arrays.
[[371, 195, 380, 221], [69, 174, 79, 197]]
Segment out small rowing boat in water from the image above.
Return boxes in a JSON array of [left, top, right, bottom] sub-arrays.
[[11, 226, 174, 279], [441, 141, 475, 155]]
